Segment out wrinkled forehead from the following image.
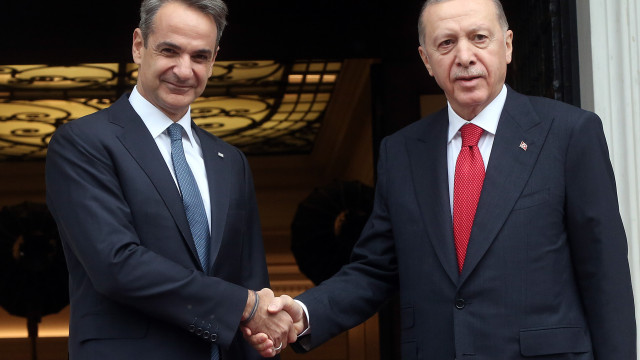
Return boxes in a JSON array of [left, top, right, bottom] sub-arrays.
[[422, 0, 501, 36]]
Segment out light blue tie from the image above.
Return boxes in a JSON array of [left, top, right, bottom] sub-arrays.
[[167, 123, 219, 360]]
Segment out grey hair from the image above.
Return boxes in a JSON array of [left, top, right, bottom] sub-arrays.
[[418, 0, 509, 48], [139, 0, 228, 48]]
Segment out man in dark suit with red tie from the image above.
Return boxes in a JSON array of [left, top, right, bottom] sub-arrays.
[[45, 0, 295, 359], [246, 0, 636, 358]]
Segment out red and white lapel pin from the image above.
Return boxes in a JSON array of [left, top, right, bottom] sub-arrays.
[[519, 141, 528, 151]]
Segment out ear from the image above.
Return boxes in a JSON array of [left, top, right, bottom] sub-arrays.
[[504, 30, 513, 64], [418, 46, 434, 76], [132, 28, 144, 65], [207, 46, 219, 78]]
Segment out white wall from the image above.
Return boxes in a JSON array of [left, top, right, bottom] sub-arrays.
[[577, 0, 640, 354]]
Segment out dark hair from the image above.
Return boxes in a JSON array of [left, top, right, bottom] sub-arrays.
[[139, 0, 228, 48], [418, 0, 509, 47]]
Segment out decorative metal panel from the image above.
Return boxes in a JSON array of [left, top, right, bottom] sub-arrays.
[[0, 60, 342, 160]]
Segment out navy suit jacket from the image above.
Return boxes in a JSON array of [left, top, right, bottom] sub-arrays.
[[46, 94, 272, 359], [295, 87, 636, 359]]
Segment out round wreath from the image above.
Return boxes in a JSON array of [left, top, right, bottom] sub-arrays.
[[0, 202, 68, 334], [291, 180, 374, 285]]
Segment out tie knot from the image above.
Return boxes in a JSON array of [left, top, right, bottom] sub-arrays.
[[167, 123, 183, 142], [460, 123, 483, 147]]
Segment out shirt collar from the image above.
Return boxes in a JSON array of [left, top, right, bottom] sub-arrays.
[[129, 86, 196, 145], [447, 84, 507, 143]]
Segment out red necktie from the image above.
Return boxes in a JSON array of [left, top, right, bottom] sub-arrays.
[[453, 123, 485, 273]]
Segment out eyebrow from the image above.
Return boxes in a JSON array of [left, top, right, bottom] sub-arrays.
[[431, 25, 493, 41], [468, 25, 492, 33], [155, 41, 214, 58]]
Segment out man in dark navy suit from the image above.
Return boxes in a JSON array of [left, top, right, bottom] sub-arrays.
[[247, 0, 636, 358], [46, 0, 296, 358]]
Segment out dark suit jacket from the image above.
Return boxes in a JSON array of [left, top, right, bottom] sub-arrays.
[[295, 87, 636, 359], [46, 94, 272, 359]]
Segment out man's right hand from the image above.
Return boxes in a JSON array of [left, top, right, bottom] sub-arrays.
[[242, 293, 306, 357], [241, 288, 294, 355], [269, 295, 306, 336]]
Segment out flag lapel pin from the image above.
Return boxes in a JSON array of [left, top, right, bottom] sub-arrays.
[[519, 141, 528, 151]]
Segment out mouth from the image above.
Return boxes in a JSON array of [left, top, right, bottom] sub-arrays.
[[164, 80, 193, 92], [456, 75, 482, 82], [453, 68, 486, 85], [454, 75, 484, 87]]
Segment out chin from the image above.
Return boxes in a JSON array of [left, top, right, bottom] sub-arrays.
[[456, 91, 490, 105], [163, 95, 195, 107]]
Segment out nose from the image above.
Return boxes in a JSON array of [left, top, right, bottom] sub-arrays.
[[455, 40, 476, 68], [173, 55, 193, 80]]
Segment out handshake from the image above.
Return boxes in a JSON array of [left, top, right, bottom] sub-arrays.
[[240, 288, 307, 357]]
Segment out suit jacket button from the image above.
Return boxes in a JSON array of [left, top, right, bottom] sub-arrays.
[[196, 328, 203, 335], [210, 334, 218, 342], [188, 325, 195, 332], [203, 331, 210, 339], [455, 298, 465, 309]]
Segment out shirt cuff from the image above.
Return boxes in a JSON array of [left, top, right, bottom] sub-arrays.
[[294, 299, 311, 336]]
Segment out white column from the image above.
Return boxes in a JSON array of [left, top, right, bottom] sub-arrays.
[[578, 0, 640, 351]]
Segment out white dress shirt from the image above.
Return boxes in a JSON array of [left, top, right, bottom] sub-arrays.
[[446, 84, 507, 215], [129, 86, 212, 231]]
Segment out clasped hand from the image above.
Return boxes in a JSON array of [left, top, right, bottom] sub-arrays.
[[241, 289, 305, 357]]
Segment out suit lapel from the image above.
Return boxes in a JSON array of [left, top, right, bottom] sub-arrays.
[[195, 125, 230, 274], [110, 95, 202, 269], [407, 109, 459, 285], [459, 88, 553, 284]]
